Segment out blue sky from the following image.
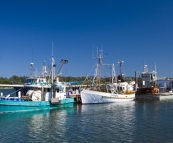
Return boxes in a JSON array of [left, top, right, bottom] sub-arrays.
[[0, 0, 173, 78]]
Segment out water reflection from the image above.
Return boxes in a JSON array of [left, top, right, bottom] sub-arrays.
[[0, 108, 75, 143], [133, 100, 173, 142], [71, 101, 136, 142], [1, 100, 173, 143]]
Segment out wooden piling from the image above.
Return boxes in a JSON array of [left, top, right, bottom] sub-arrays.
[[70, 94, 82, 103]]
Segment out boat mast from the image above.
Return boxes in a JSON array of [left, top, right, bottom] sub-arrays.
[[111, 64, 116, 83], [50, 42, 56, 98], [118, 61, 124, 81], [155, 64, 157, 80], [51, 42, 56, 84], [51, 56, 54, 84], [30, 50, 34, 77], [96, 50, 102, 87], [154, 63, 157, 87], [30, 62, 34, 77], [42, 61, 47, 78]]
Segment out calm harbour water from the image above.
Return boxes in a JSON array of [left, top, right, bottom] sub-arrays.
[[0, 89, 16, 97], [0, 89, 173, 143]]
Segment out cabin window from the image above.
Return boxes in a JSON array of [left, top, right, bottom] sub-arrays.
[[117, 87, 122, 91], [44, 88, 47, 92], [25, 79, 36, 83]]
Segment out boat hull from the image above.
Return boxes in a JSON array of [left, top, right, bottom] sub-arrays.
[[0, 98, 74, 113], [160, 93, 173, 100], [81, 90, 135, 104], [135, 93, 173, 101]]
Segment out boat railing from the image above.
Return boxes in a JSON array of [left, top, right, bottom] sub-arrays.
[[25, 82, 51, 86]]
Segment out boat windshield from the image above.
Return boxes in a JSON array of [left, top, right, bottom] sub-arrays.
[[24, 78, 36, 84]]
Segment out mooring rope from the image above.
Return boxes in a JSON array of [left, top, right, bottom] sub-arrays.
[[3, 88, 22, 97]]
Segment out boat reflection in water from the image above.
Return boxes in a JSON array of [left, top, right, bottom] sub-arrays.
[[1, 100, 173, 142], [0, 107, 75, 142]]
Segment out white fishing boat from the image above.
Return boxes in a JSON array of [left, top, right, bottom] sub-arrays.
[[81, 50, 135, 104]]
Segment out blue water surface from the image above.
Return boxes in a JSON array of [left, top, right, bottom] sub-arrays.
[[0, 99, 173, 143], [0, 89, 16, 97]]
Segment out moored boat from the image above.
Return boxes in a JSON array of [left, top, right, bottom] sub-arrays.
[[0, 57, 74, 113], [135, 64, 173, 100], [81, 50, 135, 104], [81, 88, 135, 104]]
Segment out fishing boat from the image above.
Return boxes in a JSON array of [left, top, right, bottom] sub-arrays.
[[81, 50, 135, 104], [0, 57, 74, 113], [135, 64, 173, 100]]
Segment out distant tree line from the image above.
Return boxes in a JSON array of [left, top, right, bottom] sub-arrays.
[[0, 75, 27, 84], [0, 75, 138, 85], [0, 75, 87, 84], [60, 76, 86, 82]]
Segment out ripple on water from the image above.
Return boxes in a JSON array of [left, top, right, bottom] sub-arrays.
[[0, 101, 173, 142]]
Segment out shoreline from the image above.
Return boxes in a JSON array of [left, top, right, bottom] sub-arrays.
[[0, 87, 13, 89]]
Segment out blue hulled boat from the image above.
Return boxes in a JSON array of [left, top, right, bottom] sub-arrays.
[[0, 98, 74, 113], [0, 57, 74, 113]]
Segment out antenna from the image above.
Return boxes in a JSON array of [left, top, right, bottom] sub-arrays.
[[51, 42, 55, 83], [42, 61, 47, 78], [30, 50, 34, 77], [143, 61, 145, 71], [30, 62, 34, 77], [117, 61, 124, 81], [155, 63, 157, 80]]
